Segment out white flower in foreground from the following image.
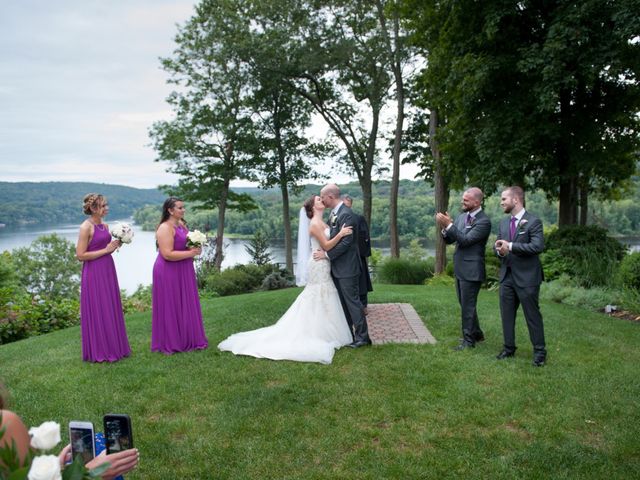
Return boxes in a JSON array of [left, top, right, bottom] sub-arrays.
[[110, 222, 135, 244], [28, 455, 61, 480], [186, 229, 207, 247], [28, 421, 61, 450]]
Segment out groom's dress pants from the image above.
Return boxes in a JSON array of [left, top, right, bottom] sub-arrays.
[[333, 274, 370, 343]]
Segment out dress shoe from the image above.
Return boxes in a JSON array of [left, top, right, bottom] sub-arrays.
[[496, 350, 515, 360], [474, 332, 485, 343], [347, 339, 372, 348], [453, 341, 475, 351], [532, 355, 546, 367]]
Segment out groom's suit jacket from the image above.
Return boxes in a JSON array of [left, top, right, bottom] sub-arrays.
[[496, 211, 544, 287], [327, 204, 362, 278], [443, 211, 491, 282]]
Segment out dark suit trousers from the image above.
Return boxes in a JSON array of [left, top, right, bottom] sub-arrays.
[[333, 275, 370, 343], [499, 270, 546, 354], [455, 278, 483, 344]]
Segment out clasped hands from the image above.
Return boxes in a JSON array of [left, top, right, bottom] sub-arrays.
[[435, 212, 452, 229], [494, 239, 509, 257]]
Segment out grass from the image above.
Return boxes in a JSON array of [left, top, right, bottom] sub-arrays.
[[1, 285, 639, 479]]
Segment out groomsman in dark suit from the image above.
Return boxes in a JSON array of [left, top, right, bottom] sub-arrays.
[[494, 186, 547, 366], [341, 194, 373, 313], [436, 187, 491, 350]]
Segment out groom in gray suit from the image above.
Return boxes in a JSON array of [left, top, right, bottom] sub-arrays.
[[313, 184, 371, 348], [494, 186, 547, 366], [436, 187, 491, 350]]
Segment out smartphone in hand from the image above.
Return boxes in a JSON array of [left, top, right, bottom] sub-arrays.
[[69, 421, 95, 465], [103, 414, 134, 454]]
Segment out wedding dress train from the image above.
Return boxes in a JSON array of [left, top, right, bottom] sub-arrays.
[[217, 229, 353, 364]]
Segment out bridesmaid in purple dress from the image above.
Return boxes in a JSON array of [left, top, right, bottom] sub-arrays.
[[76, 194, 131, 362], [151, 197, 208, 354]]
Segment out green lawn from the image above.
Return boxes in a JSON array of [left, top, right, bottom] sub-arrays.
[[1, 285, 638, 479]]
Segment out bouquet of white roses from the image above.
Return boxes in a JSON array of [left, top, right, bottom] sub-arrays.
[[110, 223, 134, 250], [186, 230, 207, 249]]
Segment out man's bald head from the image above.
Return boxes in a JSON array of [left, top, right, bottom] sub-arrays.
[[461, 187, 484, 212], [320, 184, 341, 208]]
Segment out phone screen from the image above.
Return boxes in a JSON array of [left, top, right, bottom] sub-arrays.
[[70, 426, 94, 465], [105, 416, 132, 453]]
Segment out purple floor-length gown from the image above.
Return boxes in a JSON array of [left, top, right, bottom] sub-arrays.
[[80, 224, 131, 362], [151, 225, 208, 354]]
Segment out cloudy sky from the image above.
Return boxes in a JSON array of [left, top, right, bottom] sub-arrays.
[[0, 1, 419, 189]]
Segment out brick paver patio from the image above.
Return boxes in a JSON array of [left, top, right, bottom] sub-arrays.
[[366, 303, 437, 345]]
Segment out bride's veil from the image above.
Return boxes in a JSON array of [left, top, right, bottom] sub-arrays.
[[295, 206, 311, 286]]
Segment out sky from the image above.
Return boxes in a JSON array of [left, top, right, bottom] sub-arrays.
[[0, 1, 420, 189]]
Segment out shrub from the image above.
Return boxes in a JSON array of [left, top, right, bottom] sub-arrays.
[[261, 272, 296, 291], [202, 263, 283, 296], [12, 234, 81, 299], [540, 275, 623, 311], [0, 252, 18, 289], [121, 285, 153, 313], [425, 273, 455, 286], [378, 257, 434, 284], [0, 291, 80, 345], [617, 252, 640, 291], [541, 225, 627, 287]]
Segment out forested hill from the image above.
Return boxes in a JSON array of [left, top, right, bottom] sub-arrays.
[[0, 182, 165, 227]]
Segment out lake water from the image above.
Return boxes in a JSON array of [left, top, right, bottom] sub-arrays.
[[0, 220, 292, 294], [1, 221, 637, 294]]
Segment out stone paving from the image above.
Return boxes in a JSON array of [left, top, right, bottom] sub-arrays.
[[366, 303, 437, 345]]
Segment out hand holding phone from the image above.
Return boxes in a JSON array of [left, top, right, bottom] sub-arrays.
[[103, 414, 134, 454], [69, 421, 95, 465]]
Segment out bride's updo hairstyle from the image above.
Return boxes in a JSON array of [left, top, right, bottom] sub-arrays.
[[303, 196, 316, 219], [83, 193, 106, 215]]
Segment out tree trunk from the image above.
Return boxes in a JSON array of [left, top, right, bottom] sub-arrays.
[[376, 0, 404, 259], [429, 109, 449, 274], [579, 182, 588, 226], [361, 107, 380, 227], [214, 177, 229, 271], [557, 89, 579, 227], [279, 176, 293, 273], [558, 174, 579, 226]]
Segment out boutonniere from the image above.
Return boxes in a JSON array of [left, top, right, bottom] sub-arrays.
[[329, 212, 337, 227], [517, 218, 528, 234]]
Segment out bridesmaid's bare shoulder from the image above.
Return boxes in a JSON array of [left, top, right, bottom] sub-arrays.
[[78, 220, 93, 235]]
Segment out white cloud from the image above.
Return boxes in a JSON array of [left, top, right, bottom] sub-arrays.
[[0, 0, 422, 190]]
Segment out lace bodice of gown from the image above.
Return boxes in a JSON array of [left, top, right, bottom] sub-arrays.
[[306, 228, 332, 286]]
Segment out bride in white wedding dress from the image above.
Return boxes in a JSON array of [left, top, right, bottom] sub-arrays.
[[217, 196, 354, 364]]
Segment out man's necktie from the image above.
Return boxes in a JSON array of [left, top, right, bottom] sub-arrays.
[[466, 213, 472, 226], [510, 216, 517, 240]]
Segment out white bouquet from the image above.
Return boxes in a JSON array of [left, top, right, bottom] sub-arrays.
[[186, 230, 207, 248], [110, 222, 134, 245]]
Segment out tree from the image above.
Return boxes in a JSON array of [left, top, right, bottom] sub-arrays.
[[245, 230, 273, 266], [240, 4, 329, 272], [12, 234, 81, 298], [374, 0, 416, 258], [403, 0, 640, 227], [150, 0, 258, 270], [254, 0, 393, 225]]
